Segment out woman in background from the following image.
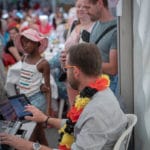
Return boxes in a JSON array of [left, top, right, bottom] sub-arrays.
[[3, 27, 22, 67], [60, 0, 95, 106]]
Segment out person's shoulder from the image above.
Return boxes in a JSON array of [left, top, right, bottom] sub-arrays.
[[74, 24, 81, 33], [70, 24, 80, 35], [84, 89, 122, 117], [40, 58, 49, 66], [92, 21, 100, 29], [109, 19, 117, 30], [90, 21, 101, 38], [94, 19, 117, 28], [42, 59, 51, 70], [91, 89, 119, 105], [37, 58, 50, 72]]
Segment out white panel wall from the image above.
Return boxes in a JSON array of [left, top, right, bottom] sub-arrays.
[[114, 0, 150, 149], [133, 0, 150, 150], [118, 0, 133, 113]]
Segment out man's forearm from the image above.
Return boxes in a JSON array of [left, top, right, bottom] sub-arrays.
[[46, 117, 64, 129], [102, 62, 118, 75]]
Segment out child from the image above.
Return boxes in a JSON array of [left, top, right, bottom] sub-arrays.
[[14, 28, 51, 115]]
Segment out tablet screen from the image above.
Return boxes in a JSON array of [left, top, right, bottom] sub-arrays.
[[0, 100, 17, 121], [8, 94, 32, 120]]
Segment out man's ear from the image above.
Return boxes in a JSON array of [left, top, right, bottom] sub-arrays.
[[73, 67, 80, 79]]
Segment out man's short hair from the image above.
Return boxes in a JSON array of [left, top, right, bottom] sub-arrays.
[[68, 43, 102, 76], [88, 0, 108, 8]]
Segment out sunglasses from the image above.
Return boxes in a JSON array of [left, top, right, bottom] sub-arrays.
[[64, 65, 77, 72]]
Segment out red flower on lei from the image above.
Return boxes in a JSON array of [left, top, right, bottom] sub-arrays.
[[89, 75, 110, 91], [59, 145, 69, 150], [67, 107, 83, 123]]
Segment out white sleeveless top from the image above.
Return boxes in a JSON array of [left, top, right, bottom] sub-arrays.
[[19, 56, 44, 97]]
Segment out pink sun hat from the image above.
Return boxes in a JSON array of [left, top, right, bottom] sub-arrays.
[[14, 28, 48, 53]]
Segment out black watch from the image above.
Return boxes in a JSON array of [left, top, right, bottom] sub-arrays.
[[32, 142, 41, 150]]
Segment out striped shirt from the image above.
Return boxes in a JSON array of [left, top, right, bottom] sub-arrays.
[[19, 58, 44, 97]]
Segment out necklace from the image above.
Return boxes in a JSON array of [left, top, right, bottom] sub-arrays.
[[58, 75, 110, 150]]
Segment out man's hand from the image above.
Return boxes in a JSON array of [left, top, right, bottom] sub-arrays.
[[0, 133, 33, 150], [25, 105, 47, 123]]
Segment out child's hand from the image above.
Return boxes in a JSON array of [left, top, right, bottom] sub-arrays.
[[40, 84, 50, 93]]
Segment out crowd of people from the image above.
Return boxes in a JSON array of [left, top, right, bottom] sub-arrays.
[[0, 0, 128, 150]]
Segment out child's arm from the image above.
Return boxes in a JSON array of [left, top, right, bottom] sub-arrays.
[[38, 60, 52, 116]]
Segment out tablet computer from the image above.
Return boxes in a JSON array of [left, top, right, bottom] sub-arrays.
[[8, 94, 32, 120]]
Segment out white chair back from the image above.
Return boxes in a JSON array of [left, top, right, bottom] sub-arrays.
[[113, 114, 137, 150]]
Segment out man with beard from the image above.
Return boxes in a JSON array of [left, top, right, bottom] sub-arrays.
[[0, 43, 127, 150], [86, 0, 118, 95]]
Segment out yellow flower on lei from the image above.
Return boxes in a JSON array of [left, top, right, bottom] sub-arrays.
[[59, 124, 75, 149], [59, 133, 75, 149], [75, 95, 90, 110], [101, 74, 110, 86]]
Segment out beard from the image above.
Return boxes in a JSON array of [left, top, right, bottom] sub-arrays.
[[89, 13, 100, 21], [68, 76, 80, 91], [88, 8, 101, 21], [90, 16, 98, 21]]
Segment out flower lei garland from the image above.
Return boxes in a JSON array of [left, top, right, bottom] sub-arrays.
[[58, 75, 110, 150]]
